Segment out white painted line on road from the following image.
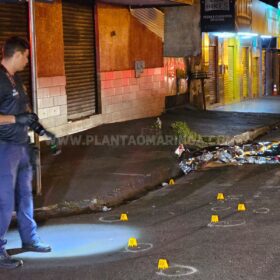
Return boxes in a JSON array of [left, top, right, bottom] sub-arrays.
[[156, 264, 198, 278], [253, 208, 270, 214], [209, 200, 226, 205], [266, 173, 280, 184], [208, 220, 246, 228], [227, 194, 243, 200], [211, 206, 231, 212], [261, 185, 280, 190], [124, 243, 153, 253], [217, 183, 233, 187], [99, 216, 120, 223], [253, 192, 262, 198], [112, 173, 151, 177]]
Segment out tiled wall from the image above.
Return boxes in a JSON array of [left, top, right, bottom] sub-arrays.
[[37, 67, 167, 137], [100, 67, 166, 123], [37, 76, 68, 136]]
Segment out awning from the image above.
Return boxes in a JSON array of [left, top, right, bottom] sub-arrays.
[[97, 0, 193, 8], [3, 0, 191, 6], [1, 0, 54, 2]]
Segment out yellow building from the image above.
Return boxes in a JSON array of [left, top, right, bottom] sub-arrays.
[[201, 0, 280, 106]]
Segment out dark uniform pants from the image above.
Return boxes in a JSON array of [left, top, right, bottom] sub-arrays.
[[0, 143, 38, 251]]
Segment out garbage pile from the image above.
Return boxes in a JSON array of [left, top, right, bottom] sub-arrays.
[[176, 142, 280, 174]]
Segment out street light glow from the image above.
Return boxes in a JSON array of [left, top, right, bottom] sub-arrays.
[[211, 32, 271, 39], [237, 32, 258, 37], [212, 32, 235, 38]]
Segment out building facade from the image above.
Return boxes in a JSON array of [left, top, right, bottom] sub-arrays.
[[201, 0, 280, 106], [0, 0, 190, 137]]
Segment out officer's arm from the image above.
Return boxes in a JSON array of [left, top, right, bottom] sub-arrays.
[[0, 87, 16, 124], [0, 115, 16, 125]]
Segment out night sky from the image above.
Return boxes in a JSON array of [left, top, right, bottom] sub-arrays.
[[260, 0, 279, 8]]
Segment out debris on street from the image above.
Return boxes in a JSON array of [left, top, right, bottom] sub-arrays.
[[175, 144, 185, 157], [102, 206, 112, 212], [176, 141, 280, 174], [152, 117, 162, 130], [156, 117, 162, 130]]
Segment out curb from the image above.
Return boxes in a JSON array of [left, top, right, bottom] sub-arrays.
[[31, 165, 182, 222], [24, 121, 280, 222]]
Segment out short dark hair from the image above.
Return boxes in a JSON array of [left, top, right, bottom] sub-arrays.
[[2, 36, 29, 59]]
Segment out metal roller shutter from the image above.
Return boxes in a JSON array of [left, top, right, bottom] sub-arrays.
[[62, 1, 98, 120], [252, 57, 259, 98], [0, 3, 31, 101], [261, 50, 265, 96], [224, 46, 234, 104], [241, 47, 249, 99], [265, 50, 273, 96], [207, 46, 217, 104]]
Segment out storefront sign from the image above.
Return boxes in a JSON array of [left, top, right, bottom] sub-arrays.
[[201, 0, 235, 32]]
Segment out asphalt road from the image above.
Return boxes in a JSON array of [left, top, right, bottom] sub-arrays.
[[1, 158, 280, 280]]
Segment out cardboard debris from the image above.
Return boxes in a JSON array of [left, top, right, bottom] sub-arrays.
[[176, 141, 280, 174]]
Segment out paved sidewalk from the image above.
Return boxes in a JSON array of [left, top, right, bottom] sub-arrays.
[[33, 108, 280, 220], [210, 96, 280, 114]]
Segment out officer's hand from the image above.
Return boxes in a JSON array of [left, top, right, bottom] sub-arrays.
[[15, 113, 38, 126]]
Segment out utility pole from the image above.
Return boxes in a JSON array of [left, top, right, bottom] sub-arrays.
[[28, 0, 42, 195]]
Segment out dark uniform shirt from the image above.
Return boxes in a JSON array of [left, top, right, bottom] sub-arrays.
[[0, 67, 30, 144]]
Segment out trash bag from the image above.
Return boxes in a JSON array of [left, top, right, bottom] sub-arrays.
[[179, 161, 193, 174], [216, 150, 232, 163]]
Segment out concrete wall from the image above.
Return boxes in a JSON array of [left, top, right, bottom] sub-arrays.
[[164, 0, 201, 57]]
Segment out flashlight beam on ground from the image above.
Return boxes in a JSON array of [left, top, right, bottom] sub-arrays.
[[6, 224, 139, 259]]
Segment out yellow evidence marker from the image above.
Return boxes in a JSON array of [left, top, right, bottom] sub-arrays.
[[211, 215, 219, 223], [169, 179, 175, 185], [158, 259, 169, 270], [128, 238, 138, 248], [237, 203, 246, 211], [120, 213, 128, 221], [217, 193, 225, 200]]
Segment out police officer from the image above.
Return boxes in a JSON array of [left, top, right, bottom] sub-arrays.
[[0, 37, 51, 269]]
